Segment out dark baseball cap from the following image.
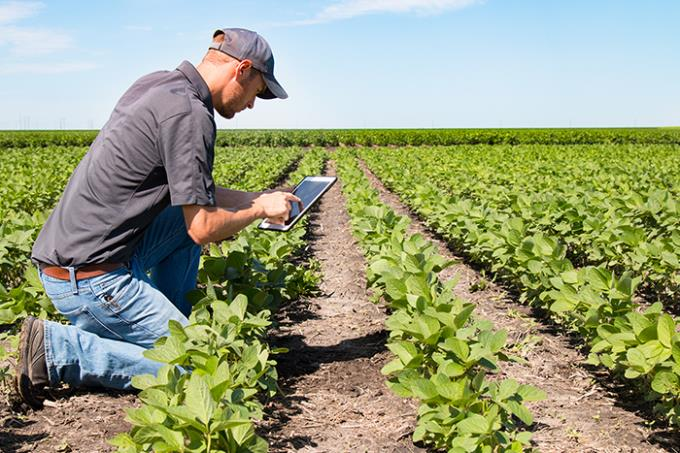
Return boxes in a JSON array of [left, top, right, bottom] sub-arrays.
[[209, 28, 288, 100]]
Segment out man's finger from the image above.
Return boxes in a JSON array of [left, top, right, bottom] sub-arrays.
[[284, 193, 302, 203], [284, 193, 303, 211]]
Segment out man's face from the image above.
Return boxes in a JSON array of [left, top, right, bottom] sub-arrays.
[[214, 64, 266, 119]]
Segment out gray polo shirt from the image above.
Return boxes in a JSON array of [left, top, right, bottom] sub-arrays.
[[32, 61, 216, 267]]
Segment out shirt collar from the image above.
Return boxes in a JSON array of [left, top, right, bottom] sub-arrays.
[[176, 60, 213, 112]]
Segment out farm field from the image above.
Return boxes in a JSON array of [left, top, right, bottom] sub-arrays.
[[0, 129, 679, 452]]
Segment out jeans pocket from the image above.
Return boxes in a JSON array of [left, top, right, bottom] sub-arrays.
[[93, 270, 135, 314], [45, 288, 125, 341]]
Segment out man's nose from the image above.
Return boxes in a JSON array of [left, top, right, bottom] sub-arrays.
[[247, 98, 255, 109]]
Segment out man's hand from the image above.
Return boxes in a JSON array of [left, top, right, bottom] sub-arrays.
[[254, 191, 303, 225]]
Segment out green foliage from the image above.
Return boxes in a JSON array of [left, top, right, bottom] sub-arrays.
[[0, 146, 85, 289], [211, 128, 680, 147], [362, 145, 680, 301], [109, 294, 275, 453], [361, 145, 680, 426], [3, 128, 680, 150]]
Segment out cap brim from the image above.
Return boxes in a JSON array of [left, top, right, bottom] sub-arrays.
[[258, 72, 288, 100]]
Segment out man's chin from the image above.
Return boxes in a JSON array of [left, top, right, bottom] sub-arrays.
[[217, 109, 235, 119]]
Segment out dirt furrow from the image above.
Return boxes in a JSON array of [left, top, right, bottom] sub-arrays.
[[261, 162, 422, 453], [358, 160, 677, 453]]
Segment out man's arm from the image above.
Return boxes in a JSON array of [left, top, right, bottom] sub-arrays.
[[182, 190, 302, 245], [215, 186, 262, 211]]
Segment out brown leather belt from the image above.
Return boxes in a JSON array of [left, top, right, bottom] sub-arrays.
[[39, 263, 125, 281]]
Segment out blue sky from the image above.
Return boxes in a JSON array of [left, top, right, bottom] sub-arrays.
[[0, 0, 679, 129]]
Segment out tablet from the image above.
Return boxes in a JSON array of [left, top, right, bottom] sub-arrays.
[[258, 176, 337, 232]]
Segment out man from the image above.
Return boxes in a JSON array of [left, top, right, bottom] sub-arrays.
[[15, 28, 300, 409]]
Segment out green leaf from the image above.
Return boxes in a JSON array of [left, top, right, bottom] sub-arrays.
[[550, 298, 575, 313], [441, 337, 470, 361], [411, 378, 439, 401], [627, 312, 652, 338], [457, 413, 490, 434], [144, 336, 187, 364], [435, 378, 465, 401], [155, 425, 185, 451], [384, 276, 408, 301], [515, 431, 533, 445], [488, 330, 508, 353], [131, 374, 159, 391], [209, 418, 253, 431], [381, 358, 403, 375], [626, 348, 648, 372], [454, 304, 475, 328], [560, 269, 578, 284], [507, 400, 534, 425], [517, 384, 546, 402], [440, 360, 466, 378], [107, 433, 138, 450], [167, 320, 188, 342], [387, 341, 418, 366], [415, 315, 441, 344], [126, 405, 166, 426], [140, 388, 169, 408], [657, 314, 676, 349], [651, 371, 679, 395], [185, 373, 215, 425], [230, 419, 256, 445], [230, 294, 248, 321], [405, 274, 432, 301], [495, 379, 519, 401]]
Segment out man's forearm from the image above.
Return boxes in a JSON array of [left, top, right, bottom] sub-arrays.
[[215, 186, 263, 211], [184, 204, 264, 244], [184, 190, 301, 245]]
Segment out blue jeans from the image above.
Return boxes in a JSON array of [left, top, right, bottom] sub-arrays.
[[40, 205, 200, 390]]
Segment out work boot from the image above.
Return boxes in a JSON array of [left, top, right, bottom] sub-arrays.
[[15, 316, 49, 409]]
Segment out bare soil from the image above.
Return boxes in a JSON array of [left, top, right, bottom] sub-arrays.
[[259, 161, 423, 452], [359, 160, 680, 453], [0, 389, 137, 452]]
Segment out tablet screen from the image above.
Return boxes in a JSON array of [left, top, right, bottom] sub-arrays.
[[258, 176, 337, 231]]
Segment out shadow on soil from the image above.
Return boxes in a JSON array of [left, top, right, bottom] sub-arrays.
[[0, 431, 48, 453], [274, 330, 387, 378], [260, 330, 388, 452]]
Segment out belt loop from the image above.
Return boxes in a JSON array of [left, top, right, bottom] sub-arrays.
[[67, 266, 78, 295]]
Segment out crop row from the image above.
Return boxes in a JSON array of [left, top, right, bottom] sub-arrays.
[[3, 128, 680, 149], [360, 148, 680, 426], [335, 150, 544, 452], [110, 148, 327, 452], [363, 145, 680, 303]]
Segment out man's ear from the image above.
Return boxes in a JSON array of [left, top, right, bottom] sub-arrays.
[[235, 59, 253, 79]]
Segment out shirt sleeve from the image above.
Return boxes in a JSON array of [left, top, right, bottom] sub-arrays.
[[158, 109, 216, 207]]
